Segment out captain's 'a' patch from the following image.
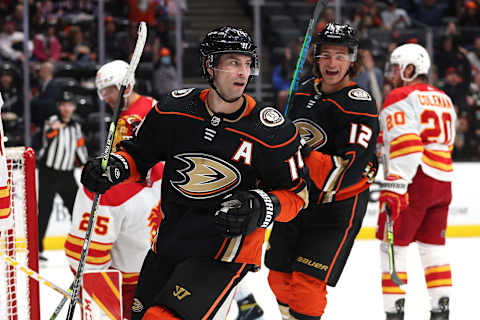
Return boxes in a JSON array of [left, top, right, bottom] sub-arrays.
[[171, 88, 195, 98], [348, 88, 372, 101], [260, 107, 285, 127]]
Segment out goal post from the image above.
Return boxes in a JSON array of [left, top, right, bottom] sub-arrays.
[[0, 147, 40, 320]]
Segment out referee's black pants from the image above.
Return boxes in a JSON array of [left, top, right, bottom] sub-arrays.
[[37, 164, 78, 253]]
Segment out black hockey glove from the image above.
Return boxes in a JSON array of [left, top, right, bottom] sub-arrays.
[[81, 153, 130, 194], [215, 189, 280, 238]]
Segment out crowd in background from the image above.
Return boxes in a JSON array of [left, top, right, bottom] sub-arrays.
[[0, 0, 183, 155], [273, 0, 480, 161], [0, 0, 479, 161]]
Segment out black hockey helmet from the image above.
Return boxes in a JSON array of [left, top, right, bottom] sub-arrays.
[[199, 26, 259, 79], [313, 23, 359, 62]]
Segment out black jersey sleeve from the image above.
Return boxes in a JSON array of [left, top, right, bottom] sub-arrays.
[[119, 102, 172, 179], [253, 111, 309, 221], [326, 89, 379, 201]]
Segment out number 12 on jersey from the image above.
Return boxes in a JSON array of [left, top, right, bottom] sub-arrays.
[[349, 123, 373, 149]]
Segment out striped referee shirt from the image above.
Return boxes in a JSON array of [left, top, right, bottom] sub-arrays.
[[37, 115, 88, 171]]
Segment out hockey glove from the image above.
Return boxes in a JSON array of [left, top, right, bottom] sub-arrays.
[[362, 156, 379, 184], [379, 175, 409, 221], [215, 189, 280, 237], [81, 153, 130, 194]]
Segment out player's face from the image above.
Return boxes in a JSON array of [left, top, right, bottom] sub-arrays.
[[212, 53, 252, 100], [386, 64, 402, 88], [99, 85, 119, 108], [317, 44, 352, 92]]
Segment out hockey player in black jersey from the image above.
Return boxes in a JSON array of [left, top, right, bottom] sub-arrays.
[[81, 26, 308, 320], [265, 23, 379, 320]]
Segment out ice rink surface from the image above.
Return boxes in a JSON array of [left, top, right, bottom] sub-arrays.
[[39, 238, 479, 320]]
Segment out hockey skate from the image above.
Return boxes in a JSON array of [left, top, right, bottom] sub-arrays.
[[430, 297, 449, 320], [236, 294, 264, 320], [385, 298, 405, 320]]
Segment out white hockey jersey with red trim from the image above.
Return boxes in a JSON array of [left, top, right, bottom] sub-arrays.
[[65, 94, 163, 285], [380, 83, 456, 182]]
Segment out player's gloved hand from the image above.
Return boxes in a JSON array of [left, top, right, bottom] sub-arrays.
[[363, 156, 379, 184], [379, 175, 409, 221], [81, 153, 130, 194], [215, 189, 280, 237], [300, 138, 313, 158]]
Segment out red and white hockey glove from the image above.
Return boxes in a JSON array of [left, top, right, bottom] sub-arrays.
[[379, 175, 409, 221]]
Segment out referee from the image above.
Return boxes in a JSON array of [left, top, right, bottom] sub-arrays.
[[37, 91, 88, 262]]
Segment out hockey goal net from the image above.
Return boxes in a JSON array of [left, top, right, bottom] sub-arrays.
[[0, 147, 40, 320]]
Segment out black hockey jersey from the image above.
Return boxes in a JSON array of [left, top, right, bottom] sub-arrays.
[[119, 88, 308, 266], [290, 78, 379, 205]]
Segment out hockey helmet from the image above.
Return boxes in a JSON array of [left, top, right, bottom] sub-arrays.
[[389, 43, 431, 82], [95, 60, 135, 100], [314, 23, 359, 62], [199, 26, 259, 79]]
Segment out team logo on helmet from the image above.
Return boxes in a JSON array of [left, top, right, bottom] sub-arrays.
[[171, 88, 195, 98], [260, 107, 285, 127], [294, 118, 327, 150], [171, 153, 241, 199], [348, 88, 372, 101], [132, 298, 143, 313]]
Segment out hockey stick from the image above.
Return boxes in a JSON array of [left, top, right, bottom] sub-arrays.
[[49, 282, 73, 320], [0, 251, 81, 306], [283, 0, 327, 117], [65, 21, 147, 320], [381, 156, 405, 288]]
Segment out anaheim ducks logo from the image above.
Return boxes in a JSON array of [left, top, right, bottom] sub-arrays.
[[293, 118, 327, 150], [170, 153, 241, 199]]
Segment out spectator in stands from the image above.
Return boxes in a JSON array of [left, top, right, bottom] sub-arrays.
[[11, 3, 23, 31], [458, 1, 480, 27], [62, 25, 93, 65], [441, 67, 472, 114], [0, 63, 23, 146], [466, 36, 480, 74], [127, 0, 159, 26], [412, 0, 447, 26], [470, 72, 480, 160], [153, 47, 178, 96], [435, 35, 472, 84], [31, 62, 62, 145], [452, 111, 474, 160], [381, 0, 411, 30], [316, 7, 335, 33], [352, 0, 383, 32], [104, 16, 127, 61], [272, 46, 295, 113], [0, 19, 32, 63], [32, 20, 62, 62], [0, 63, 22, 118], [354, 41, 384, 107]]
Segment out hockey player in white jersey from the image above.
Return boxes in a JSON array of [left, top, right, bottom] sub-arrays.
[[64, 60, 164, 319], [376, 44, 456, 320]]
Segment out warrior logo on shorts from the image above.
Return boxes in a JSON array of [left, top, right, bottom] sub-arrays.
[[260, 107, 285, 127], [132, 298, 143, 313], [171, 153, 241, 199], [293, 118, 327, 150]]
